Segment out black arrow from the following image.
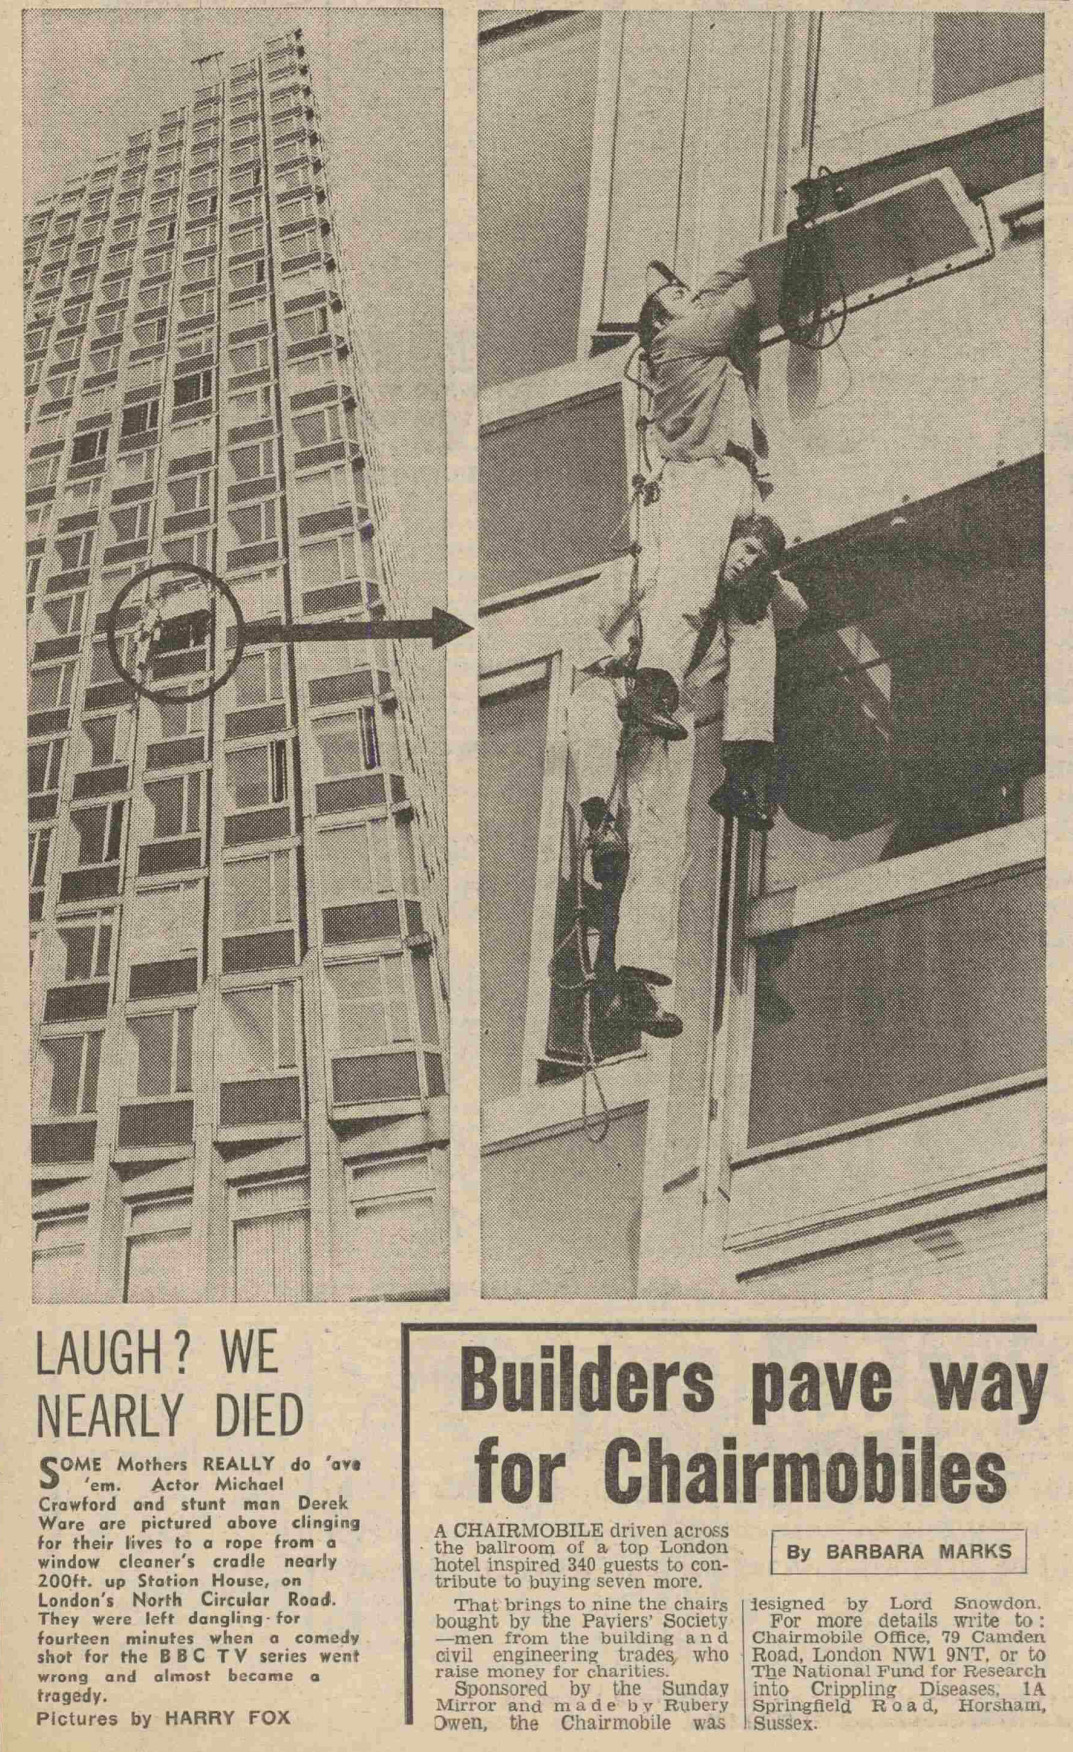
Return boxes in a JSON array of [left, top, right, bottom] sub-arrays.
[[243, 604, 472, 652]]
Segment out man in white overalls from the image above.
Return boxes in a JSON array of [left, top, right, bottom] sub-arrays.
[[566, 260, 806, 1040]]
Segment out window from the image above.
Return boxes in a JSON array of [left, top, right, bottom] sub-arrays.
[[25, 360, 44, 393], [179, 288, 214, 322], [108, 500, 151, 545], [313, 707, 380, 780], [478, 12, 602, 387], [325, 957, 411, 1053], [229, 438, 275, 487], [287, 295, 332, 339], [232, 1180, 311, 1303], [221, 851, 292, 933], [278, 196, 316, 230], [231, 647, 285, 711], [28, 737, 64, 795], [69, 800, 125, 868], [230, 565, 283, 625], [133, 317, 167, 347], [94, 310, 123, 339], [145, 772, 202, 840], [228, 383, 273, 423], [70, 427, 108, 468], [219, 983, 298, 1075], [224, 742, 288, 811], [107, 245, 135, 272], [229, 260, 266, 293], [809, 12, 1044, 148], [174, 368, 213, 408], [299, 531, 358, 590], [114, 448, 154, 486], [54, 530, 95, 572], [126, 355, 163, 390], [231, 225, 265, 257], [40, 589, 87, 641], [231, 330, 273, 376], [29, 826, 52, 889], [189, 168, 218, 194], [124, 1199, 194, 1305], [288, 350, 334, 389], [116, 191, 139, 215], [229, 194, 263, 224], [33, 1211, 89, 1305], [293, 403, 347, 449], [81, 711, 128, 770], [56, 913, 113, 982], [128, 881, 201, 965], [88, 342, 120, 375], [81, 218, 105, 240], [276, 166, 308, 193], [125, 1010, 193, 1098], [143, 249, 173, 279], [138, 282, 166, 311], [188, 193, 219, 221], [161, 529, 211, 570], [34, 1032, 103, 1117], [186, 223, 216, 252], [52, 334, 82, 364], [26, 454, 60, 491], [154, 689, 205, 742], [228, 498, 277, 547], [26, 502, 52, 538], [32, 412, 66, 445], [111, 217, 138, 241], [166, 470, 212, 517], [63, 475, 103, 516], [320, 821, 396, 902], [230, 164, 262, 193], [47, 369, 78, 400], [120, 399, 159, 439], [345, 1153, 447, 1301], [295, 464, 350, 516], [80, 385, 115, 418]]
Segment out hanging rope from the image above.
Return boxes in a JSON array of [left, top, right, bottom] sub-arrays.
[[546, 808, 612, 1144]]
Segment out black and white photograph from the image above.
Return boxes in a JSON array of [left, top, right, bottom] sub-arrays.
[[478, 9, 1045, 1299], [24, 11, 450, 1302]]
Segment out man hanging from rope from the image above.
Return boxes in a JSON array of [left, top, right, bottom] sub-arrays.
[[564, 257, 806, 1042]]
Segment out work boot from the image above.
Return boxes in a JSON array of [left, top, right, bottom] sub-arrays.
[[710, 741, 776, 833], [620, 668, 688, 741], [603, 967, 683, 1039]]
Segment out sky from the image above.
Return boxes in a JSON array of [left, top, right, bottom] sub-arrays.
[[23, 6, 446, 604]]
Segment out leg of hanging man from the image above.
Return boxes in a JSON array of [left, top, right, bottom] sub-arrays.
[[614, 716, 695, 986], [723, 606, 777, 743], [565, 674, 622, 812], [640, 455, 753, 692]]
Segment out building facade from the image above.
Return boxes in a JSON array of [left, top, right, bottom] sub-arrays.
[[26, 27, 449, 1303], [479, 10, 1044, 1298]]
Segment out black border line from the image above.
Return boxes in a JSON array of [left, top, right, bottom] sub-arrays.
[[400, 1321, 1037, 1723]]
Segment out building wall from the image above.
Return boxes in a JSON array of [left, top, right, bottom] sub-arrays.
[[478, 10, 1045, 1299], [26, 29, 448, 1303]]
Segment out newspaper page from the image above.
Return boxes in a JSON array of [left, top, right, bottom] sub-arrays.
[[1, 4, 1070, 1752]]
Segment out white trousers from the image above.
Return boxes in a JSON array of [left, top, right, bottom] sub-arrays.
[[564, 454, 776, 981]]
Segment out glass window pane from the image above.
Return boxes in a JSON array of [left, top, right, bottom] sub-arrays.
[[277, 983, 296, 1069], [413, 952, 439, 1046], [315, 714, 364, 779], [479, 13, 601, 387], [320, 827, 372, 903], [226, 745, 270, 810], [224, 857, 271, 931], [147, 779, 184, 840], [223, 988, 274, 1071], [328, 963, 384, 1052], [130, 1013, 172, 1097], [44, 1036, 83, 1115]]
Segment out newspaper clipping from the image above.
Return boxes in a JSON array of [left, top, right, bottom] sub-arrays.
[[2, 5, 1070, 1751]]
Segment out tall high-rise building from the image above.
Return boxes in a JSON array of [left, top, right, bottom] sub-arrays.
[[479, 10, 1044, 1298], [25, 26, 449, 1303]]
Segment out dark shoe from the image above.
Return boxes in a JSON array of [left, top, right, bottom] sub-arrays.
[[604, 969, 683, 1039], [620, 668, 688, 741], [709, 774, 775, 833], [590, 820, 628, 888]]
